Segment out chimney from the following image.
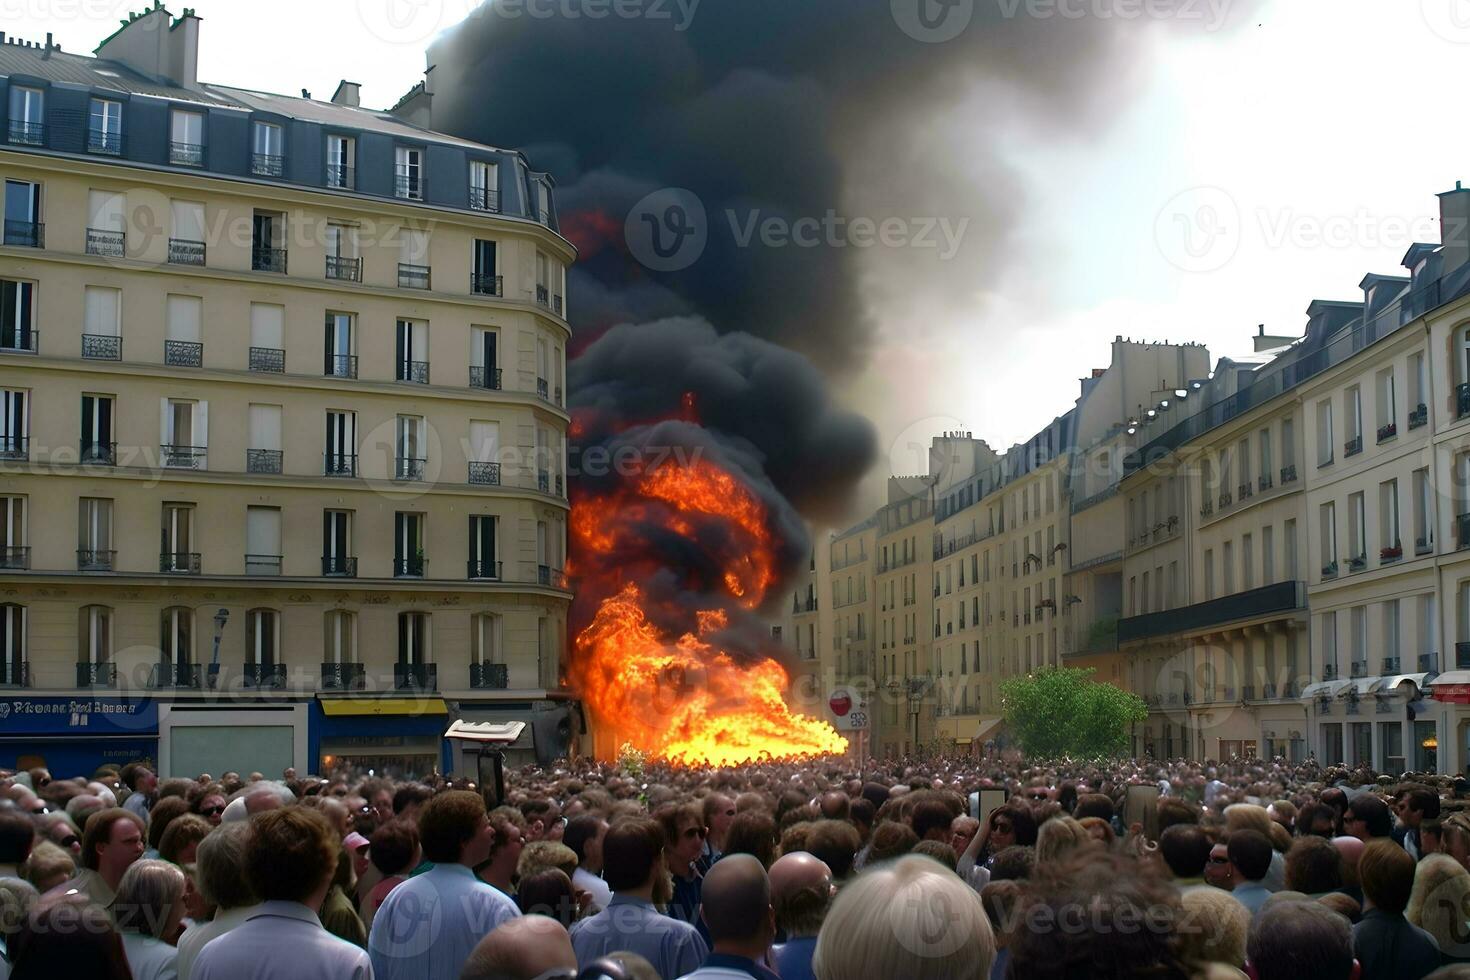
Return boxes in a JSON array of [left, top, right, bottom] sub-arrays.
[[331, 80, 361, 108], [96, 5, 201, 88], [1438, 180, 1470, 276]]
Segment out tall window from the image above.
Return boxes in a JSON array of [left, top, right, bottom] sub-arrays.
[[394, 416, 426, 480], [1321, 611, 1338, 675], [394, 146, 423, 200], [398, 612, 429, 663], [472, 239, 498, 295], [3, 180, 41, 247], [1345, 387, 1363, 450], [395, 319, 428, 383], [165, 294, 202, 366], [1380, 480, 1401, 557], [326, 134, 354, 188], [1414, 468, 1433, 552], [1316, 401, 1333, 467], [78, 498, 113, 570], [0, 389, 26, 459], [1376, 368, 1396, 436], [160, 606, 193, 667], [0, 496, 23, 570], [324, 313, 355, 378], [1411, 353, 1427, 414], [1284, 518, 1298, 579], [325, 411, 356, 476], [79, 605, 112, 665], [0, 604, 23, 685], [161, 399, 207, 469], [87, 98, 122, 154], [1349, 492, 1366, 562], [1202, 550, 1214, 600], [471, 613, 501, 665], [1384, 599, 1401, 670], [469, 160, 498, 211], [471, 327, 499, 389], [245, 507, 282, 576], [249, 303, 284, 372], [169, 109, 203, 165], [324, 610, 356, 664], [394, 512, 425, 576], [81, 394, 114, 464], [1320, 503, 1338, 572], [1222, 541, 1235, 594], [0, 280, 35, 352], [1258, 429, 1272, 488], [246, 609, 279, 666], [469, 514, 498, 579], [161, 503, 196, 571], [251, 121, 284, 175], [7, 87, 43, 144], [323, 510, 353, 576], [1262, 525, 1275, 584], [1241, 534, 1254, 590]]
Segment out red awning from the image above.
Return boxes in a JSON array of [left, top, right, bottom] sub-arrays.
[[1433, 684, 1470, 704]]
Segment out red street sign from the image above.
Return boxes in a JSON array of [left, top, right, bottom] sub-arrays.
[[829, 691, 852, 717]]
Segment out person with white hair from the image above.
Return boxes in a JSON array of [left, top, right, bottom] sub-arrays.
[[115, 859, 186, 980], [175, 823, 259, 980]]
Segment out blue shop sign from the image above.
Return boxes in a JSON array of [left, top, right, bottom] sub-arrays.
[[0, 697, 157, 735]]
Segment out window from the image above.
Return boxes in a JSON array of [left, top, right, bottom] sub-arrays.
[[471, 613, 501, 665], [245, 507, 282, 575], [81, 394, 114, 465], [86, 190, 125, 257], [251, 121, 284, 176], [398, 229, 430, 288], [395, 146, 423, 200], [168, 200, 205, 265], [472, 239, 499, 295], [1422, 594, 1439, 667], [1258, 429, 1272, 489], [87, 98, 122, 154], [1316, 401, 1333, 466], [0, 604, 24, 685], [249, 303, 284, 372], [1351, 606, 1367, 672], [324, 223, 360, 281], [323, 510, 353, 576], [398, 612, 430, 664], [324, 313, 356, 378], [469, 514, 498, 579], [4, 180, 41, 247], [326, 134, 355, 188], [1376, 368, 1396, 438], [161, 399, 207, 469], [79, 606, 112, 667], [1385, 599, 1401, 670], [160, 606, 193, 668], [469, 160, 499, 211], [536, 251, 550, 308], [324, 410, 356, 476], [535, 180, 551, 224], [1349, 492, 1366, 564], [1345, 387, 1363, 453], [78, 498, 112, 570], [251, 210, 284, 272], [1414, 468, 1433, 552], [161, 503, 196, 572], [246, 609, 279, 667], [247, 404, 282, 475], [7, 86, 43, 144], [1262, 525, 1275, 584], [1380, 480, 1401, 558], [0, 496, 24, 569], [394, 415, 426, 480], [394, 512, 425, 576], [0, 281, 32, 355], [1222, 541, 1235, 594], [0, 389, 24, 460], [1237, 439, 1251, 491], [1411, 353, 1428, 418], [164, 294, 202, 366], [1202, 550, 1214, 600], [1320, 503, 1338, 573], [395, 319, 428, 383], [1241, 534, 1254, 590], [468, 421, 500, 485], [82, 286, 121, 360], [169, 109, 204, 165], [324, 610, 356, 665]]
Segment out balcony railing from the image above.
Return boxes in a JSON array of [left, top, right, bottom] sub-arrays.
[[1, 327, 36, 354], [398, 263, 431, 290], [1117, 580, 1305, 644], [7, 120, 44, 146], [469, 366, 502, 390], [81, 443, 117, 466], [324, 354, 358, 379], [1377, 422, 1397, 442], [1344, 435, 1363, 457], [160, 552, 201, 574], [1421, 652, 1440, 673], [1458, 642, 1470, 670], [0, 437, 26, 462], [1417, 535, 1434, 556], [469, 186, 500, 212], [1238, 482, 1253, 500], [394, 457, 427, 481], [251, 246, 287, 273], [249, 346, 285, 373], [161, 445, 207, 469], [394, 662, 436, 690], [77, 549, 115, 571], [394, 172, 424, 200], [320, 661, 365, 691], [243, 662, 286, 689], [251, 153, 284, 177], [1348, 554, 1367, 573], [0, 662, 29, 688], [1258, 474, 1273, 493], [556, 474, 564, 497], [325, 255, 362, 282], [397, 360, 430, 384], [77, 662, 116, 687], [1409, 403, 1428, 429], [326, 164, 355, 189], [164, 340, 203, 367], [82, 334, 121, 360], [1459, 513, 1470, 550], [247, 449, 282, 475], [1323, 663, 1338, 680], [0, 547, 28, 571], [2, 220, 43, 248], [537, 377, 550, 400], [1322, 560, 1338, 579], [468, 461, 501, 486], [469, 272, 505, 298], [85, 228, 126, 257], [87, 129, 123, 155], [470, 662, 509, 689], [394, 556, 426, 577], [1218, 491, 1232, 509], [244, 554, 282, 576], [468, 559, 502, 579], [1281, 464, 1298, 484], [538, 471, 550, 493], [168, 238, 205, 266], [169, 141, 204, 166], [554, 295, 563, 316], [150, 663, 201, 689], [324, 453, 357, 477], [1350, 660, 1367, 678], [321, 555, 358, 577], [1383, 656, 1401, 674], [1459, 383, 1470, 420]]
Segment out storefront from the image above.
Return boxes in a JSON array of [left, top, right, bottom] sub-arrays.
[[310, 698, 450, 779], [157, 703, 308, 779], [0, 696, 157, 776]]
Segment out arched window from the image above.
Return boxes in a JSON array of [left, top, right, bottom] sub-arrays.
[[0, 603, 24, 686]]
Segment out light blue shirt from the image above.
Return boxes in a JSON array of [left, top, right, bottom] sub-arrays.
[[1232, 881, 1271, 915], [368, 863, 519, 980], [193, 901, 372, 980], [570, 895, 708, 980]]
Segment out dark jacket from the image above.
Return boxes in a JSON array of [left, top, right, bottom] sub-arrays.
[[1352, 908, 1440, 980]]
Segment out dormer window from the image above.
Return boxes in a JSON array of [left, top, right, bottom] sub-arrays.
[[169, 110, 203, 166], [327, 135, 355, 189], [87, 99, 123, 155], [395, 147, 423, 200], [252, 122, 284, 177], [469, 160, 498, 212], [7, 87, 43, 146]]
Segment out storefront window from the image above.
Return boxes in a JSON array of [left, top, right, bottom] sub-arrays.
[[1415, 720, 1438, 771]]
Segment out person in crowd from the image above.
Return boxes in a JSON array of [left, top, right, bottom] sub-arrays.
[[950, 815, 980, 857], [1247, 898, 1358, 980], [369, 790, 517, 980], [1407, 853, 1470, 962], [1159, 824, 1213, 892], [812, 853, 993, 980], [1225, 829, 1275, 913], [655, 802, 707, 927], [907, 798, 954, 843], [569, 817, 708, 977], [682, 854, 779, 980], [192, 807, 372, 980], [1398, 787, 1441, 861], [865, 821, 919, 865], [769, 851, 832, 980], [1353, 838, 1440, 980], [192, 786, 228, 827], [120, 764, 158, 820], [516, 867, 581, 926], [391, 783, 433, 821], [1335, 835, 1368, 905], [801, 820, 859, 883], [0, 811, 32, 879], [38, 813, 81, 863], [460, 915, 578, 980], [320, 847, 367, 948], [364, 819, 419, 928], [0, 877, 36, 968], [115, 859, 186, 980], [75, 807, 146, 915], [1034, 815, 1091, 866], [723, 811, 779, 870], [1284, 835, 1344, 897], [1345, 795, 1395, 842], [474, 809, 526, 897], [20, 841, 71, 895], [159, 813, 211, 867], [697, 793, 736, 875], [176, 822, 258, 980], [1177, 887, 1249, 973], [144, 797, 190, 860], [1297, 802, 1340, 838], [9, 892, 132, 980], [564, 815, 612, 913]]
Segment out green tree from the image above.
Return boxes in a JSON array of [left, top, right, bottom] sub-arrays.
[[999, 666, 1147, 759]]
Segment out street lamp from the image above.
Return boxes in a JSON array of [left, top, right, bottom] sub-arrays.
[[208, 608, 229, 689]]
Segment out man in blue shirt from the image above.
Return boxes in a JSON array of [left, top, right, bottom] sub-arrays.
[[678, 854, 779, 980], [1223, 829, 1274, 915], [768, 852, 833, 980], [369, 790, 519, 980], [571, 817, 707, 979]]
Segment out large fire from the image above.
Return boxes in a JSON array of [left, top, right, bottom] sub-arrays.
[[568, 455, 848, 766]]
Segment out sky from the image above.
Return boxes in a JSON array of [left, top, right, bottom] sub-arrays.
[[13, 0, 1470, 508]]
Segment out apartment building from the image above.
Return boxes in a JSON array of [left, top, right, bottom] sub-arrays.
[[0, 11, 574, 777], [875, 481, 934, 756]]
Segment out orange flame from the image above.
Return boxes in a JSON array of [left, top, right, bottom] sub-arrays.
[[570, 456, 847, 766]]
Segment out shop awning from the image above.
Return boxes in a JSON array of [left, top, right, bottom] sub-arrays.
[[1372, 674, 1432, 696], [319, 698, 448, 717], [972, 717, 1004, 743], [1431, 671, 1470, 687], [1300, 680, 1350, 700]]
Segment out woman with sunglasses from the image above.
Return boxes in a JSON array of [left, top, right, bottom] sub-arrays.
[[654, 802, 707, 930], [956, 804, 1038, 891], [191, 784, 229, 827]]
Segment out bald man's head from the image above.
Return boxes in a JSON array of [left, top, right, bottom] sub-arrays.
[[701, 853, 775, 947], [769, 851, 834, 938], [461, 915, 577, 980]]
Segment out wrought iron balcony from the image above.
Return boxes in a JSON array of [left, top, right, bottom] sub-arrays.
[[537, 377, 549, 400], [1323, 663, 1338, 680], [165, 340, 203, 367], [468, 461, 501, 486], [324, 354, 358, 379], [470, 662, 509, 689], [87, 129, 123, 155], [538, 563, 552, 586], [468, 559, 502, 579], [0, 547, 28, 571], [394, 171, 424, 200], [251, 246, 287, 273], [168, 238, 205, 265], [394, 457, 426, 481], [326, 164, 355, 189], [321, 555, 357, 577], [169, 141, 204, 166], [82, 334, 121, 360], [469, 366, 502, 390], [1346, 696, 1361, 715], [249, 346, 284, 373], [1421, 652, 1440, 673], [1383, 656, 1401, 674], [1238, 482, 1253, 500], [325, 255, 362, 281], [1281, 464, 1298, 484], [394, 556, 427, 577], [2, 220, 43, 248], [398, 263, 431, 290], [1258, 474, 1273, 492], [1200, 501, 1213, 518], [243, 662, 286, 688], [1458, 642, 1470, 670], [77, 549, 115, 571], [536, 284, 550, 308], [244, 554, 282, 576], [247, 449, 282, 474], [320, 661, 365, 691], [538, 471, 550, 493], [160, 552, 201, 574], [555, 386, 563, 407], [77, 662, 116, 687], [397, 360, 430, 384], [1350, 660, 1367, 678], [7, 120, 44, 145], [1218, 491, 1232, 509], [161, 445, 207, 469], [0, 438, 26, 462], [394, 662, 437, 691], [1344, 435, 1363, 457], [1459, 384, 1470, 420], [1348, 554, 1367, 572], [469, 186, 500, 212], [471, 273, 503, 296], [81, 442, 116, 467], [150, 663, 201, 689], [86, 228, 126, 257], [0, 662, 29, 688], [1, 328, 36, 353], [1409, 403, 1428, 429], [1377, 422, 1397, 442], [554, 295, 563, 316], [1322, 560, 1338, 579], [1117, 580, 1306, 645], [251, 153, 284, 177], [323, 453, 357, 477], [556, 474, 564, 497]]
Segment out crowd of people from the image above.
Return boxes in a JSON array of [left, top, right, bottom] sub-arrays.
[[1, 753, 1470, 978]]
